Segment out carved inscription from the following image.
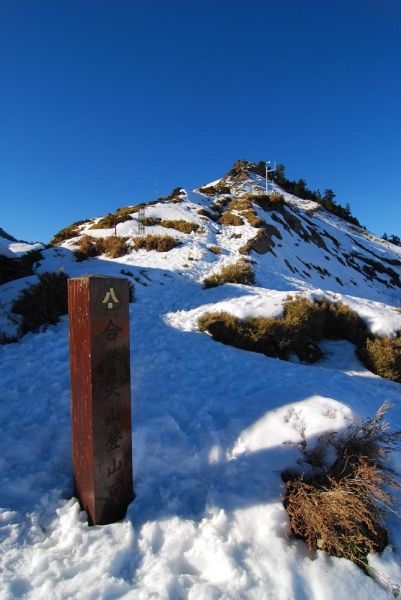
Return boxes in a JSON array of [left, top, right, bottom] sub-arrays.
[[69, 276, 134, 526]]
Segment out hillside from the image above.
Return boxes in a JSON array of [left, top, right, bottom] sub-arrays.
[[1, 160, 401, 599]]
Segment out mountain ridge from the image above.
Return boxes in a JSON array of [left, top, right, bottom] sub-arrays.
[[1, 161, 401, 598], [46, 159, 401, 306]]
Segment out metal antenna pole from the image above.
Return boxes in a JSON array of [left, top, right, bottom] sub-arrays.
[[138, 205, 145, 235], [265, 161, 270, 195]]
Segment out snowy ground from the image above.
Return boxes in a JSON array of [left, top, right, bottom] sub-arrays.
[[1, 188, 401, 599]]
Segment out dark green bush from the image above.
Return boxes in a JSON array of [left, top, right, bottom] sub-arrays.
[[253, 194, 285, 211], [197, 209, 217, 221], [198, 310, 317, 361], [283, 296, 326, 343], [198, 295, 401, 381], [11, 271, 69, 335], [214, 183, 231, 195], [18, 249, 44, 276], [358, 334, 401, 383], [89, 207, 134, 229], [50, 221, 88, 246], [316, 298, 368, 345], [198, 186, 217, 196]]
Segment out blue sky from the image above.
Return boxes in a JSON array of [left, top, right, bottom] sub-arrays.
[[1, 0, 400, 244]]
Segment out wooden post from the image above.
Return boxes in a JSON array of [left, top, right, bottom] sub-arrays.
[[68, 275, 134, 525]]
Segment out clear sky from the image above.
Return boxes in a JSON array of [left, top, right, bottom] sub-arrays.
[[1, 0, 400, 244]]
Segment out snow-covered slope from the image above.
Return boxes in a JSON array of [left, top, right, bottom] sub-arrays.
[[1, 163, 401, 599]]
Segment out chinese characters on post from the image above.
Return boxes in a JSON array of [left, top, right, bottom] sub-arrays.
[[68, 276, 134, 525]]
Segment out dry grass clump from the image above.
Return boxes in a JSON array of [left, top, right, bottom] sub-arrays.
[[73, 235, 103, 262], [160, 220, 199, 234], [11, 271, 69, 335], [102, 236, 129, 258], [132, 234, 181, 252], [208, 246, 222, 255], [219, 212, 244, 226], [282, 404, 401, 578], [228, 199, 253, 211], [203, 261, 255, 289], [241, 209, 266, 228], [359, 334, 401, 383], [73, 235, 129, 261], [198, 186, 217, 196]]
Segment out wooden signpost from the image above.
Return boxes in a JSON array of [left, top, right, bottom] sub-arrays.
[[68, 275, 134, 525]]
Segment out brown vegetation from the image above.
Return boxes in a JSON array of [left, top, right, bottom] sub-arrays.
[[202, 261, 255, 289], [132, 234, 181, 252], [282, 404, 401, 576]]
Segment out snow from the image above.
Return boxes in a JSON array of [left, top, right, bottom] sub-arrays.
[[1, 185, 401, 599], [0, 241, 17, 259], [0, 236, 44, 257]]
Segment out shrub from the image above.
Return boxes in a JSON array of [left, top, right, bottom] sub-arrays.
[[253, 194, 285, 211], [197, 208, 217, 220], [219, 212, 244, 226], [18, 248, 44, 276], [228, 199, 253, 211], [90, 207, 134, 229], [316, 298, 368, 345], [132, 234, 181, 252], [282, 404, 401, 576], [359, 334, 401, 383], [198, 311, 317, 361], [213, 197, 231, 211], [241, 209, 265, 228], [198, 311, 245, 347], [283, 296, 326, 343], [283, 296, 369, 348], [73, 235, 103, 262], [102, 236, 129, 258], [198, 294, 401, 382], [160, 220, 199, 234], [198, 296, 368, 364], [0, 332, 18, 345], [203, 261, 255, 288], [50, 220, 88, 246], [198, 186, 217, 196], [11, 270, 69, 335], [140, 217, 158, 227], [170, 187, 184, 197], [208, 246, 222, 255]]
